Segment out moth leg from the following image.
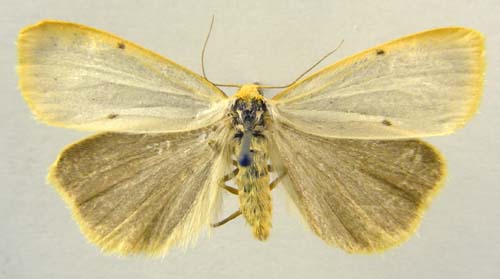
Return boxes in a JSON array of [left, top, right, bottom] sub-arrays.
[[211, 210, 242, 227], [219, 167, 239, 195], [267, 165, 273, 172], [221, 185, 239, 195], [270, 169, 288, 191], [208, 139, 221, 152]]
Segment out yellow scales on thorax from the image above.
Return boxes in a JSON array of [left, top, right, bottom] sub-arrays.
[[214, 85, 275, 240]]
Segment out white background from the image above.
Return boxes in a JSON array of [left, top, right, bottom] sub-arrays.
[[1, 1, 499, 278]]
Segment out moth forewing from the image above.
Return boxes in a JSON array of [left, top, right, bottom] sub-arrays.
[[17, 20, 228, 133], [270, 27, 484, 139]]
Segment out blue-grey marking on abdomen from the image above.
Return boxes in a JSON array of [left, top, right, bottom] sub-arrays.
[[238, 131, 253, 167]]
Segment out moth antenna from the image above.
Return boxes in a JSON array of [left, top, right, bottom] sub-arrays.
[[201, 15, 243, 88], [201, 18, 343, 90], [258, 39, 345, 89], [201, 15, 215, 81]]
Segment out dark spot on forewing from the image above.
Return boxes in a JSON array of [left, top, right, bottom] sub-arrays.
[[382, 119, 392, 126], [117, 42, 126, 49], [107, 113, 118, 119], [376, 49, 385, 55]]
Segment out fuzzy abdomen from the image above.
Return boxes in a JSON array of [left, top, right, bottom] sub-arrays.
[[237, 173, 272, 241]]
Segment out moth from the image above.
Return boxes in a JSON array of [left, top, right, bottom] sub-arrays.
[[17, 20, 485, 255]]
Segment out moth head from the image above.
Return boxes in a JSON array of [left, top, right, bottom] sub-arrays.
[[231, 85, 267, 133], [234, 84, 263, 101]]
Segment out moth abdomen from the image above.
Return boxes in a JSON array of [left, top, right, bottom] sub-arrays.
[[238, 173, 272, 241]]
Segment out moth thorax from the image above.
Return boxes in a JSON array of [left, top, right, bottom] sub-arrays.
[[231, 85, 268, 167], [231, 87, 267, 132]]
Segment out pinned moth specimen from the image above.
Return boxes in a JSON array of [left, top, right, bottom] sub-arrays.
[[17, 21, 484, 255]]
